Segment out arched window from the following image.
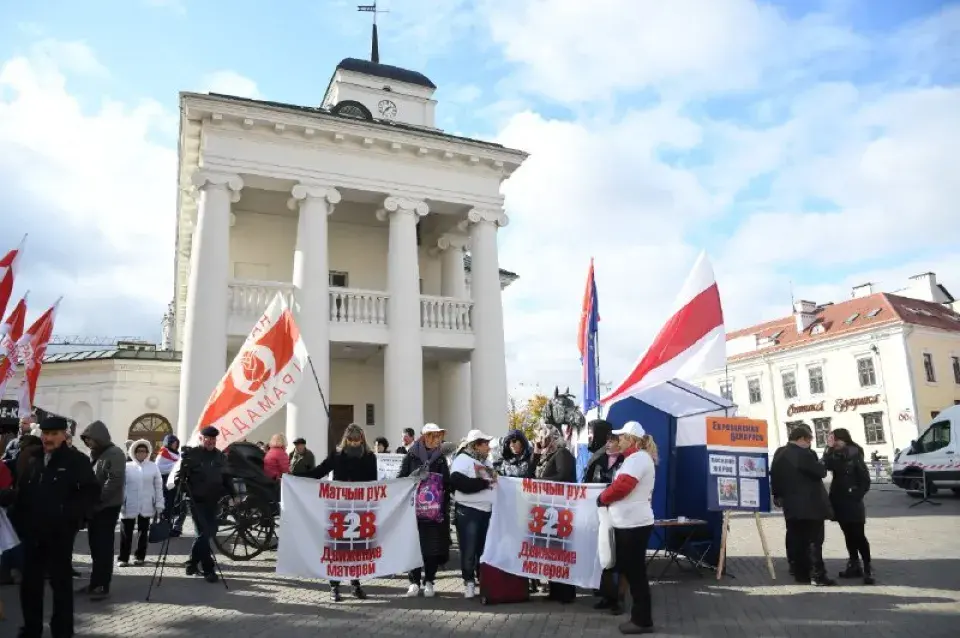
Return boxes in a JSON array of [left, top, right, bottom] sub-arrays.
[[128, 413, 173, 458], [331, 100, 373, 121]]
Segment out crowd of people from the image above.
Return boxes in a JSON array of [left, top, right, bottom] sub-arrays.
[[0, 410, 878, 638]]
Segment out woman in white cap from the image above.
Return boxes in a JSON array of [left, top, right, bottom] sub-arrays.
[[398, 423, 451, 597], [449, 428, 497, 599], [597, 421, 658, 635]]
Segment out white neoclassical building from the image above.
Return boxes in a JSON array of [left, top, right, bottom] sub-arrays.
[[172, 56, 527, 457]]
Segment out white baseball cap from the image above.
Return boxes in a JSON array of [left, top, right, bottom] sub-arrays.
[[611, 421, 646, 438], [421, 423, 446, 435], [464, 429, 493, 444]]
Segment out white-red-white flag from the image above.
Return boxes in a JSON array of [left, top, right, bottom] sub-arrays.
[[0, 294, 29, 398], [0, 235, 26, 320], [195, 292, 309, 449], [13, 298, 60, 417], [601, 252, 725, 405]]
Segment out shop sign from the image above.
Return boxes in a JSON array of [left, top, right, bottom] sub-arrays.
[[834, 395, 881, 413], [786, 401, 824, 417]]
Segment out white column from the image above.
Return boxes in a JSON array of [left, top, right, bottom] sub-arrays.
[[285, 183, 340, 458], [463, 208, 510, 434], [376, 196, 429, 434], [435, 233, 472, 440], [176, 170, 242, 442]]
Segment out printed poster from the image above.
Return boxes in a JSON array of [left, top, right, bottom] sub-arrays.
[[717, 477, 739, 507], [738, 456, 766, 478], [277, 475, 422, 580], [376, 453, 405, 480], [739, 478, 760, 508], [481, 477, 605, 590], [709, 454, 737, 476], [705, 416, 771, 513]]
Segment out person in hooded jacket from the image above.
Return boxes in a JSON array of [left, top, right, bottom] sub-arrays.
[[583, 419, 626, 613], [77, 420, 126, 601], [296, 423, 377, 602], [117, 440, 164, 567], [398, 423, 451, 598], [528, 424, 577, 604], [822, 428, 874, 584], [155, 434, 187, 536], [495, 429, 533, 478]]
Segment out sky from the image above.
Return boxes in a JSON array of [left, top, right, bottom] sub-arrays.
[[1, 0, 958, 405]]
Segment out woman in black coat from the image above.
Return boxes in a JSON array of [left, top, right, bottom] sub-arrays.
[[528, 424, 577, 604], [297, 424, 378, 601], [822, 428, 874, 584], [582, 420, 625, 613], [397, 424, 451, 598]]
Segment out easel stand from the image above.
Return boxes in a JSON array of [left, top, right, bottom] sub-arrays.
[[909, 470, 941, 508], [715, 510, 776, 580]]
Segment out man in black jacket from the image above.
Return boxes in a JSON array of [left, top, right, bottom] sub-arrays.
[[770, 424, 835, 586], [4, 416, 100, 638], [167, 426, 234, 583]]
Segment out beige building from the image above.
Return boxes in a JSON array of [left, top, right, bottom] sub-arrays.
[[694, 272, 960, 459]]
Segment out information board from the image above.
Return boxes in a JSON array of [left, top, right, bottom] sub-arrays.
[[705, 416, 771, 513], [376, 453, 405, 480]]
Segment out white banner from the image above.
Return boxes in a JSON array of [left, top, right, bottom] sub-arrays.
[[481, 477, 605, 589], [277, 475, 422, 581]]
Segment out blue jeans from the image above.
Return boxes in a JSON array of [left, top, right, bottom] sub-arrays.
[[189, 502, 219, 573], [454, 504, 491, 584]]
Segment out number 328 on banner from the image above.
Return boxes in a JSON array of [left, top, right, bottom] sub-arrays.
[[328, 511, 378, 541], [528, 505, 573, 539]]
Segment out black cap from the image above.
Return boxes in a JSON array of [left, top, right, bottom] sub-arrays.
[[293, 437, 306, 445], [39, 416, 70, 432], [200, 426, 220, 438]]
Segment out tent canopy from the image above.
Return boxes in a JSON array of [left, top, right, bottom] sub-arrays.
[[628, 378, 735, 420]]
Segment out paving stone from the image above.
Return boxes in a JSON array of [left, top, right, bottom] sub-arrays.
[[1, 487, 958, 637]]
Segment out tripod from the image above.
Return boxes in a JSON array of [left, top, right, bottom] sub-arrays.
[[909, 469, 941, 508], [146, 476, 229, 601]]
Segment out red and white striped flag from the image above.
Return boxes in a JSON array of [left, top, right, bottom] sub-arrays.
[[0, 294, 29, 398], [601, 252, 725, 405], [13, 298, 60, 417], [0, 235, 27, 320]]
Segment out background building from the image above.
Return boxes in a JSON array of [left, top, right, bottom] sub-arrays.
[[694, 272, 960, 459]]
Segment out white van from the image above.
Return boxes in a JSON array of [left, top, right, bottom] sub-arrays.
[[892, 404, 960, 497]]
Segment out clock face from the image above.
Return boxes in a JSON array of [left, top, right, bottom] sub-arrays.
[[378, 99, 398, 120]]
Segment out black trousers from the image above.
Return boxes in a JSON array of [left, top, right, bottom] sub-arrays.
[[838, 521, 871, 563], [189, 501, 218, 573], [614, 525, 654, 628], [409, 556, 440, 585], [20, 531, 75, 638], [118, 516, 151, 563], [785, 519, 826, 579], [87, 506, 121, 590]]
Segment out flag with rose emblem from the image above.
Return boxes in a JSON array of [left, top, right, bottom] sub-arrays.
[[194, 292, 309, 449]]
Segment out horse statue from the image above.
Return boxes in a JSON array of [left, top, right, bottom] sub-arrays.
[[541, 386, 587, 443]]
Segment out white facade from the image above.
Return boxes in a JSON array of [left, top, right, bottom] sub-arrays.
[[696, 325, 917, 459], [173, 60, 528, 458]]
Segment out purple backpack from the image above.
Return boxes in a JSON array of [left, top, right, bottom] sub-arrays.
[[416, 472, 445, 523]]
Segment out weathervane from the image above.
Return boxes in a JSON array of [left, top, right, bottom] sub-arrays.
[[358, 2, 388, 64]]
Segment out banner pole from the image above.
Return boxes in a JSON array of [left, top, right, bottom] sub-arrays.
[[306, 355, 330, 419]]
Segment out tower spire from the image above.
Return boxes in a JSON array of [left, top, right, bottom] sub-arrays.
[[358, 2, 388, 64]]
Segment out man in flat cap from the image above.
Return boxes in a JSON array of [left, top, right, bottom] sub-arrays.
[[3, 416, 100, 638], [167, 426, 235, 583]]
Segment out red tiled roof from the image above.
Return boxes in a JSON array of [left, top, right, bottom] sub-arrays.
[[727, 293, 960, 360]]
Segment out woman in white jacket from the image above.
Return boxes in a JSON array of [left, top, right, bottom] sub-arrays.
[[117, 439, 164, 566]]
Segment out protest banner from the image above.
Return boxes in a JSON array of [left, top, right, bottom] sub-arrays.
[[481, 477, 605, 589], [277, 475, 422, 580], [376, 453, 404, 480]]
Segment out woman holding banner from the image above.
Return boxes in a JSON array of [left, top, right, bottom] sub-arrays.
[[597, 421, 657, 636], [584, 420, 625, 614], [450, 429, 497, 599], [398, 423, 451, 598], [296, 424, 377, 602]]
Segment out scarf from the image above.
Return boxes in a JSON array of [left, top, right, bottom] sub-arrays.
[[412, 440, 443, 467]]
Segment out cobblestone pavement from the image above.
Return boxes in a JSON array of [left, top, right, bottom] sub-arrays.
[[2, 487, 958, 637]]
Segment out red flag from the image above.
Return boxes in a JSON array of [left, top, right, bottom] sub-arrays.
[[0, 235, 27, 320], [14, 298, 60, 417], [0, 294, 29, 398]]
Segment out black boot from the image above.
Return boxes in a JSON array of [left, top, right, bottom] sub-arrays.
[[330, 584, 342, 602], [839, 559, 862, 579], [862, 562, 874, 585], [353, 584, 367, 600]]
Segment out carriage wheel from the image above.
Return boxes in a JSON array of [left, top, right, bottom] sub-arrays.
[[214, 494, 276, 561]]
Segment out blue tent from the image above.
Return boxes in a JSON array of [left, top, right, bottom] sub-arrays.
[[594, 379, 737, 566]]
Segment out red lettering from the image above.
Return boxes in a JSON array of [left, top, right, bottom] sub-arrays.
[[282, 373, 294, 385], [327, 511, 377, 541], [529, 505, 574, 539], [246, 408, 261, 422], [256, 395, 276, 412], [272, 387, 286, 401]]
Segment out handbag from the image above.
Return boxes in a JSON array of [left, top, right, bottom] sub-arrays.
[[148, 515, 171, 544], [415, 472, 445, 523], [597, 506, 616, 569], [0, 508, 19, 553]]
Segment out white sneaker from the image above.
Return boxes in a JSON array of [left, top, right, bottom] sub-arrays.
[[406, 583, 421, 597], [464, 582, 476, 599], [423, 582, 435, 598], [116, 561, 130, 568]]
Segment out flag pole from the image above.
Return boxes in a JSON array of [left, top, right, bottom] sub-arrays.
[[306, 355, 330, 419], [595, 327, 603, 419]]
